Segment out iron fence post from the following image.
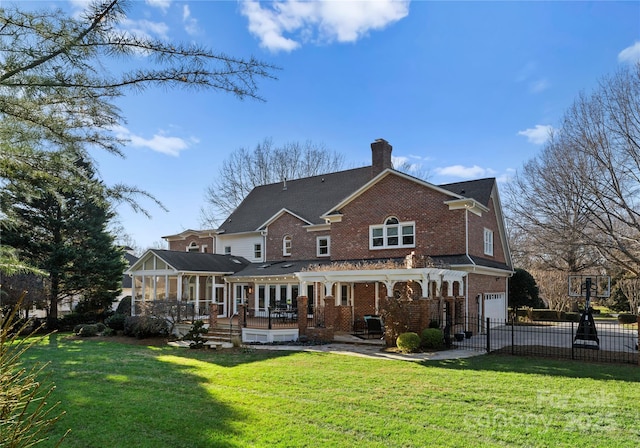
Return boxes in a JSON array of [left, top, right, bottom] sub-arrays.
[[268, 306, 272, 330], [511, 316, 515, 355], [486, 318, 491, 353], [571, 320, 575, 360]]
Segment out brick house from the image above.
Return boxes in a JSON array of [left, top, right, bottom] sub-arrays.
[[128, 139, 513, 341]]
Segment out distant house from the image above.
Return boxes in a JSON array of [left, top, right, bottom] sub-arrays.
[[127, 139, 513, 341]]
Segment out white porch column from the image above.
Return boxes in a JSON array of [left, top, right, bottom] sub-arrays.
[[382, 280, 394, 298], [177, 274, 183, 303], [323, 281, 334, 298], [195, 274, 201, 315], [131, 275, 137, 316]]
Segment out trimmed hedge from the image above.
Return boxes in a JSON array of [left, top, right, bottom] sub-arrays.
[[421, 328, 444, 350], [124, 315, 169, 339], [618, 314, 638, 325], [396, 332, 421, 353], [105, 313, 126, 331]]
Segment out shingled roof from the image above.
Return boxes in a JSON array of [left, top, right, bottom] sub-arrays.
[[218, 166, 373, 234], [150, 250, 249, 273], [218, 167, 497, 235], [438, 177, 495, 208]]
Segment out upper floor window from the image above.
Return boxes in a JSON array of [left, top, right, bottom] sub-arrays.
[[317, 236, 330, 257], [254, 243, 262, 260], [187, 242, 199, 252], [283, 235, 292, 256], [484, 228, 494, 256], [370, 217, 415, 250], [224, 246, 231, 255]]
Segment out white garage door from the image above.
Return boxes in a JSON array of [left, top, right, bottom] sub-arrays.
[[483, 292, 506, 322]]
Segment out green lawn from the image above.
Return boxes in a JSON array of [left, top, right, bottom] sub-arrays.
[[22, 335, 640, 447]]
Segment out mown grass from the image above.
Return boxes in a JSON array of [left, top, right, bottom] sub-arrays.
[[21, 335, 640, 447]]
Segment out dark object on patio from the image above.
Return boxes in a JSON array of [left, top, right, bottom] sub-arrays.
[[573, 277, 599, 350], [363, 315, 383, 338]]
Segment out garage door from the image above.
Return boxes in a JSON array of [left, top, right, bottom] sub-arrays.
[[483, 292, 506, 322]]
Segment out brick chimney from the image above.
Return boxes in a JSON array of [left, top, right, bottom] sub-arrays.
[[371, 138, 393, 177]]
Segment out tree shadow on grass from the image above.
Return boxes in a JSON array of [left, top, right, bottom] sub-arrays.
[[23, 335, 296, 448], [420, 352, 640, 382]]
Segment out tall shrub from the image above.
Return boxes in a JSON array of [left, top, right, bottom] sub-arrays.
[[0, 297, 67, 447]]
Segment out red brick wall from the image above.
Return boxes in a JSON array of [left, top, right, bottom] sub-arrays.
[[168, 236, 213, 252], [467, 191, 506, 264], [353, 283, 376, 318], [330, 174, 467, 261], [265, 213, 330, 261]]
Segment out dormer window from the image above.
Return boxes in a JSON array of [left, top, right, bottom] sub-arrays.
[[283, 235, 292, 256], [370, 217, 415, 250], [187, 242, 199, 252]]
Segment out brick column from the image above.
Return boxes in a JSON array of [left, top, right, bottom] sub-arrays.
[[238, 304, 246, 327], [297, 295, 308, 336], [208, 303, 218, 332], [324, 297, 335, 329]]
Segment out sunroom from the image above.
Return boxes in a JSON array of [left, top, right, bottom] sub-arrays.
[[126, 249, 249, 319]]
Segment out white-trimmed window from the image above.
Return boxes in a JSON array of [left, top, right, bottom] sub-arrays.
[[224, 246, 231, 255], [283, 235, 292, 256], [187, 242, 199, 252], [317, 236, 330, 257], [370, 217, 415, 249], [484, 228, 494, 256], [254, 243, 262, 260]]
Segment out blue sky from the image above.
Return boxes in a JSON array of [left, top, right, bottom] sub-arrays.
[[53, 1, 640, 250]]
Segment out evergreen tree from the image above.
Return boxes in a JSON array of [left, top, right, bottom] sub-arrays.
[[1, 151, 126, 328], [508, 268, 544, 309]]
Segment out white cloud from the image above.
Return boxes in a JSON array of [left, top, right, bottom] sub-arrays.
[[120, 17, 170, 40], [517, 124, 553, 145], [516, 62, 549, 94], [182, 5, 201, 36], [529, 78, 550, 93], [435, 165, 495, 179], [112, 126, 195, 157], [618, 41, 640, 64], [146, 0, 172, 13], [240, 0, 410, 52]]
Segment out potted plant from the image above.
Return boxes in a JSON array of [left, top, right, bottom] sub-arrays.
[[464, 330, 473, 339], [454, 332, 465, 342]]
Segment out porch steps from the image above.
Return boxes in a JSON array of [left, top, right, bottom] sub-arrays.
[[204, 324, 241, 344]]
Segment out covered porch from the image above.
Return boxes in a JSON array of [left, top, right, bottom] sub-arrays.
[[223, 265, 469, 344]]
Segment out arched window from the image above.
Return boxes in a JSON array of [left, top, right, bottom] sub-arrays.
[[282, 235, 292, 256], [369, 216, 415, 249], [187, 241, 199, 252]]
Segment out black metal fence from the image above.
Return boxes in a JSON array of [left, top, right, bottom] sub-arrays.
[[450, 316, 638, 365]]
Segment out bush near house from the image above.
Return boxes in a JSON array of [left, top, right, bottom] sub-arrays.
[[396, 332, 421, 353], [124, 315, 169, 339], [105, 313, 127, 331], [421, 328, 444, 350]]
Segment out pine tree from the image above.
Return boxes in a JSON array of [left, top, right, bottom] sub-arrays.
[[1, 151, 126, 329]]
